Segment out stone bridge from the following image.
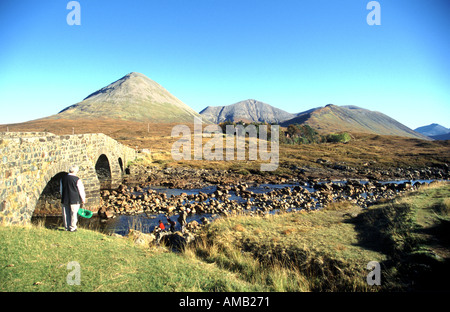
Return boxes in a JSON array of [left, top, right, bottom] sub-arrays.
[[0, 132, 137, 225]]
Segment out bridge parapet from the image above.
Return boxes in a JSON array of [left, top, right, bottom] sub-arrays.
[[0, 132, 137, 225]]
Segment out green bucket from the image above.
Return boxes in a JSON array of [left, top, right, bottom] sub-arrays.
[[78, 208, 93, 219]]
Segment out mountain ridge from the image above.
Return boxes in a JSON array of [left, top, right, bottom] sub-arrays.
[[51, 72, 205, 123], [199, 99, 429, 140], [414, 123, 450, 137], [280, 104, 429, 140], [199, 99, 296, 124], [11, 71, 434, 141]]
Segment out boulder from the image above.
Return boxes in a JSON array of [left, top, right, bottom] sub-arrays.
[[160, 232, 188, 251], [126, 229, 156, 247], [105, 207, 115, 218], [98, 207, 107, 218], [186, 220, 199, 231], [165, 205, 176, 213], [98, 206, 115, 219]]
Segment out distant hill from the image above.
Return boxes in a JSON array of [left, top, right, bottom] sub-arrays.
[[415, 123, 450, 137], [430, 133, 450, 141], [199, 99, 296, 124], [48, 72, 204, 123], [281, 104, 430, 140]]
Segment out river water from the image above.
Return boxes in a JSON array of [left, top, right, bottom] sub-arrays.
[[31, 179, 440, 235]]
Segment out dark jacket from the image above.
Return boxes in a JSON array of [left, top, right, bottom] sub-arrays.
[[61, 174, 83, 205]]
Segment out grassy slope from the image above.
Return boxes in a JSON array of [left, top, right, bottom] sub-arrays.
[[0, 226, 262, 292], [2, 183, 448, 292], [346, 182, 450, 291], [187, 182, 450, 291], [190, 206, 386, 291], [55, 100, 200, 123], [291, 105, 429, 140]]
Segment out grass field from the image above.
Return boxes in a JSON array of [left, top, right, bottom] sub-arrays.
[[0, 225, 262, 292], [1, 183, 448, 292]]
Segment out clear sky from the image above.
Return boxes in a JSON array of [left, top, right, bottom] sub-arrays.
[[0, 0, 449, 129]]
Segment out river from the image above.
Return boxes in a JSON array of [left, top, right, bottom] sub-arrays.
[[31, 179, 442, 235]]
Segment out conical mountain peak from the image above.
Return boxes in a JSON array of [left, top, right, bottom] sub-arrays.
[[54, 72, 203, 123], [125, 71, 144, 77], [120, 72, 152, 82]]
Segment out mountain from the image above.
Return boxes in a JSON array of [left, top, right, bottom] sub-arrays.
[[430, 133, 450, 140], [50, 72, 203, 123], [414, 123, 450, 137], [199, 99, 296, 124], [281, 104, 430, 140]]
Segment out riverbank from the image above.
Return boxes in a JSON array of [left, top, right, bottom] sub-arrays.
[[98, 170, 446, 223], [188, 182, 450, 291], [32, 163, 449, 239], [31, 164, 449, 219], [2, 182, 449, 292], [125, 161, 449, 190]]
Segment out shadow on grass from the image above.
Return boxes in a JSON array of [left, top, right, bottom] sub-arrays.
[[347, 202, 450, 291]]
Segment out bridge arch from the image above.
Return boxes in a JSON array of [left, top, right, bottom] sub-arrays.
[[34, 171, 67, 216], [118, 157, 124, 173], [93, 148, 124, 189], [30, 161, 72, 219], [95, 154, 112, 190]]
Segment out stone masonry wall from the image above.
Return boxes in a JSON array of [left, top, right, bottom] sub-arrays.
[[0, 132, 136, 225]]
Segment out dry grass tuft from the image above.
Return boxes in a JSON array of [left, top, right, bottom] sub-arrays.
[[324, 200, 354, 211], [281, 228, 296, 235], [232, 224, 245, 232]]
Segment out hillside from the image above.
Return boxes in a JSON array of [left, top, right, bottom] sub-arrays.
[[47, 72, 204, 123], [415, 123, 449, 137], [431, 133, 450, 141], [281, 104, 429, 140], [3, 117, 449, 176], [199, 99, 296, 124]]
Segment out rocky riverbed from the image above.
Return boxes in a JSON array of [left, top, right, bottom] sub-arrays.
[[99, 176, 440, 220], [95, 163, 449, 251], [124, 163, 449, 190], [98, 164, 449, 224], [34, 163, 449, 250]]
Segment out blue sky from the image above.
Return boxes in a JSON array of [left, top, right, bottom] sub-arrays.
[[0, 0, 449, 129]]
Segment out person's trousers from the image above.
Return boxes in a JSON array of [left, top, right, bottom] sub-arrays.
[[62, 204, 80, 231]]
